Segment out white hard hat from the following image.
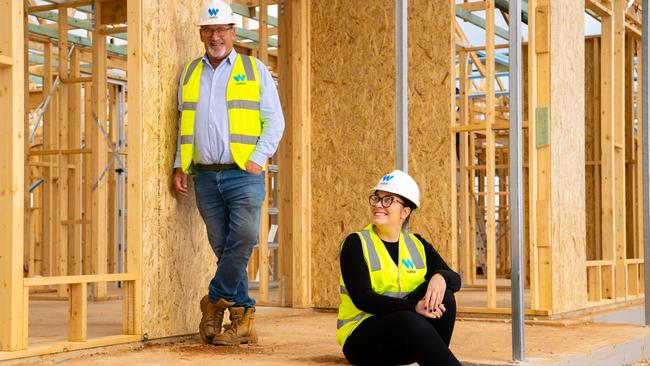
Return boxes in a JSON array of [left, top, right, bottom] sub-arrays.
[[198, 0, 236, 26], [371, 170, 420, 208]]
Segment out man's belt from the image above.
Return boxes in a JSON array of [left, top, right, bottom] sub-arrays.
[[194, 163, 238, 171]]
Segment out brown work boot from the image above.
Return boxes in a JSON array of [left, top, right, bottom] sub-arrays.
[[199, 296, 234, 343], [212, 307, 258, 346]]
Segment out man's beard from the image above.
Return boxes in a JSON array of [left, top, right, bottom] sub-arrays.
[[207, 45, 227, 59]]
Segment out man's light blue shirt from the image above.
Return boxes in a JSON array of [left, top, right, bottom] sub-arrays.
[[174, 50, 284, 169]]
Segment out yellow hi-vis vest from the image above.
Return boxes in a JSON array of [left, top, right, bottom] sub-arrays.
[[336, 224, 427, 347], [179, 54, 262, 174]]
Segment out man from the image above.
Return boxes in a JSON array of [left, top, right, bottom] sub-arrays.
[[172, 0, 284, 346]]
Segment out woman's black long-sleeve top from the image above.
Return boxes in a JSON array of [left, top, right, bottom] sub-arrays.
[[339, 232, 462, 315]]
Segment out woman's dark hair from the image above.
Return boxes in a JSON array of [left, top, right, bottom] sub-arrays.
[[398, 194, 417, 230]]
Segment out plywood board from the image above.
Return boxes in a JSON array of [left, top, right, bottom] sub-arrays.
[[407, 0, 454, 269], [309, 0, 453, 308], [549, 0, 587, 313], [139, 0, 215, 338]]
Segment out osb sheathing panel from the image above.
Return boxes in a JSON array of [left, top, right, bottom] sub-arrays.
[[549, 0, 587, 313], [310, 0, 452, 308], [140, 0, 214, 338]]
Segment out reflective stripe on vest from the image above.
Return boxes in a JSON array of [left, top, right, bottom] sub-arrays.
[[179, 57, 202, 173], [336, 225, 427, 347], [340, 285, 409, 299], [179, 54, 262, 174]]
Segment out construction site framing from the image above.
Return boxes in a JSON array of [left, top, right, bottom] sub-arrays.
[[2, 0, 650, 363]]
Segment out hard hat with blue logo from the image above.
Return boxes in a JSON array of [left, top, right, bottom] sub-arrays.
[[371, 169, 420, 208], [198, 0, 236, 26]]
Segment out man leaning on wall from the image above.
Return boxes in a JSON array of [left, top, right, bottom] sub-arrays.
[[172, 0, 285, 346]]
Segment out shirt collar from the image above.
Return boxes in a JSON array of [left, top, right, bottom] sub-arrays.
[[202, 49, 238, 68]]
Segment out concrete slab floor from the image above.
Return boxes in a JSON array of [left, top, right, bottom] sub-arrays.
[[6, 303, 650, 366]]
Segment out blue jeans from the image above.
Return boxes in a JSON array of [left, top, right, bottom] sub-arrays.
[[193, 168, 265, 308]]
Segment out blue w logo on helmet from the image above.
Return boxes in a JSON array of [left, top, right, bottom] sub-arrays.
[[381, 174, 394, 183], [233, 74, 246, 82], [207, 8, 219, 17], [401, 258, 415, 269]]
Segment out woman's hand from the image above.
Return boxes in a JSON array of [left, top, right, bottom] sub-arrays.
[[423, 273, 447, 315], [416, 299, 446, 319]]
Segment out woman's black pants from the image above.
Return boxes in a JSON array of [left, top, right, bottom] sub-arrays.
[[342, 289, 461, 366]]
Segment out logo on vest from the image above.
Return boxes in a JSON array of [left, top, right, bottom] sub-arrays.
[[401, 258, 416, 273], [207, 8, 219, 17], [233, 74, 247, 84]]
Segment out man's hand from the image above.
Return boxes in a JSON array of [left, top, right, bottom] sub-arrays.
[[245, 160, 263, 175], [173, 168, 188, 197], [423, 273, 447, 315]]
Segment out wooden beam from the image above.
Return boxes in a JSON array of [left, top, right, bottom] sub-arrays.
[[27, 0, 91, 13], [601, 0, 616, 300], [82, 81, 92, 276], [91, 1, 108, 299], [456, 5, 510, 40], [613, 0, 627, 299], [29, 148, 92, 156], [23, 273, 137, 286], [27, 42, 128, 71], [593, 38, 603, 262], [0, 54, 14, 67], [485, 0, 497, 309], [98, 26, 127, 35], [66, 45, 82, 276], [527, 0, 540, 310], [56, 6, 70, 297], [278, 0, 311, 307], [0, 0, 26, 351], [458, 1, 487, 12], [235, 27, 278, 48], [107, 86, 117, 274], [535, 0, 553, 310], [256, 0, 270, 303], [30, 11, 127, 41], [125, 0, 142, 336], [100, 0, 127, 24], [68, 283, 87, 341], [62, 76, 93, 83], [469, 132, 478, 284], [258, 0, 268, 63], [585, 0, 612, 17], [459, 50, 472, 284], [450, 1, 459, 271], [24, 0, 34, 282], [28, 23, 127, 56], [625, 36, 637, 292], [42, 42, 54, 279], [0, 335, 142, 361], [635, 39, 644, 281], [460, 43, 510, 52], [230, 2, 278, 27]]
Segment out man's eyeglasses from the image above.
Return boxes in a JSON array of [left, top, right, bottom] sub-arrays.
[[369, 194, 405, 208], [200, 26, 233, 37]]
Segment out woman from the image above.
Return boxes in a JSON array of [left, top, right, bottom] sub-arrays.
[[337, 170, 462, 366]]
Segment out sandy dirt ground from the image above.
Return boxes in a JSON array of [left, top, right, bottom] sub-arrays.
[[8, 306, 650, 366]]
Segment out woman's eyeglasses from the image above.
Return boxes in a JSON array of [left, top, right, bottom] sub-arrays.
[[369, 194, 405, 208]]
